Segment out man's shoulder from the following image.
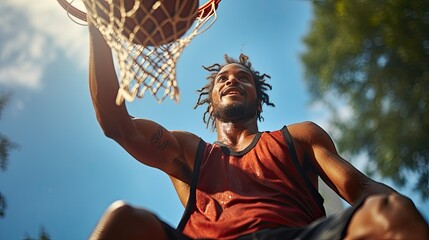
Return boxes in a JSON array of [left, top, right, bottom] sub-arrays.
[[286, 121, 328, 143], [170, 130, 204, 149], [171, 130, 201, 139], [287, 121, 324, 133]]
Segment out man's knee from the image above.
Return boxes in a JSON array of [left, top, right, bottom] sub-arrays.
[[90, 200, 169, 240], [346, 194, 429, 240], [103, 200, 137, 220]]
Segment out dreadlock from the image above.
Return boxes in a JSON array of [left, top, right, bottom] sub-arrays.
[[194, 53, 275, 130]]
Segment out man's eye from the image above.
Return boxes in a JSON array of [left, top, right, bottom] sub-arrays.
[[238, 76, 249, 82], [217, 76, 227, 82]]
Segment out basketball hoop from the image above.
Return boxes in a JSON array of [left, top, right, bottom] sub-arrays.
[[57, 0, 221, 105]]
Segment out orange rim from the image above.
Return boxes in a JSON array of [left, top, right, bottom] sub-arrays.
[[57, 0, 87, 21], [198, 0, 221, 18], [57, 0, 221, 22]]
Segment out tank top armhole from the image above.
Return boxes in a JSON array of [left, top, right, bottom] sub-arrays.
[[281, 126, 325, 207], [176, 139, 206, 231]]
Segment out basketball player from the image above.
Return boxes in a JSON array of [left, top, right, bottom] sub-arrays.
[[87, 23, 429, 239]]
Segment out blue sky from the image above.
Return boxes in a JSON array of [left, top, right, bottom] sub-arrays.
[[0, 0, 427, 239]]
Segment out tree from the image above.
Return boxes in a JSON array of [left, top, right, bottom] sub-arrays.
[[0, 93, 51, 237], [0, 92, 18, 218], [301, 0, 429, 199], [22, 226, 51, 240]]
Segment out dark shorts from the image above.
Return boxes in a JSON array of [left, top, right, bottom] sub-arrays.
[[237, 206, 357, 240], [160, 203, 362, 240], [161, 220, 192, 240]]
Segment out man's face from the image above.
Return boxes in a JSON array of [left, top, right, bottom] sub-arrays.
[[210, 63, 260, 123]]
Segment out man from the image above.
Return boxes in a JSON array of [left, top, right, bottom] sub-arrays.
[[87, 23, 429, 239]]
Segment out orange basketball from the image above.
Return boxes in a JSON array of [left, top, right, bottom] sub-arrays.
[[95, 0, 199, 46]]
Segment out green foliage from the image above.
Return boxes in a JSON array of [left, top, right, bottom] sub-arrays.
[[0, 192, 6, 218], [301, 0, 429, 199], [1, 94, 50, 237], [0, 92, 18, 172], [0, 132, 18, 172], [0, 92, 18, 218], [22, 226, 51, 240]]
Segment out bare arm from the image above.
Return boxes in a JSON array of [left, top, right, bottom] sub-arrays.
[[87, 23, 198, 183], [290, 121, 396, 205], [88, 23, 130, 137]]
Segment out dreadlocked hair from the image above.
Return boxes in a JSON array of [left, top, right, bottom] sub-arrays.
[[194, 53, 275, 130]]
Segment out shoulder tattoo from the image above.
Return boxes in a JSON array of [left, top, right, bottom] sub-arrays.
[[150, 126, 170, 152]]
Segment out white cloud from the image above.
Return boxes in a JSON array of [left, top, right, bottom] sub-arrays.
[[0, 59, 42, 89], [0, 0, 89, 90]]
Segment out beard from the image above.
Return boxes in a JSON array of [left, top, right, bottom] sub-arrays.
[[211, 100, 258, 123]]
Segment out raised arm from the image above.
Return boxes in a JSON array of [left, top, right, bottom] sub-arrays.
[[289, 121, 396, 205], [87, 23, 198, 183]]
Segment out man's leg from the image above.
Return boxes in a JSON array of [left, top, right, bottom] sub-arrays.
[[345, 193, 429, 240], [89, 200, 170, 240]]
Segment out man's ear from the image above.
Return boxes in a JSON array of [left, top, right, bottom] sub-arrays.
[[209, 104, 213, 115]]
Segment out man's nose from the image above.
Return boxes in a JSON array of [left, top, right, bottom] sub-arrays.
[[225, 76, 238, 85]]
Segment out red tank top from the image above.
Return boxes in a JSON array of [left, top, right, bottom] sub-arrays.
[[177, 126, 326, 239]]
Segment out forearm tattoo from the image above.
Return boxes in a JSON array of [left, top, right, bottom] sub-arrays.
[[150, 126, 170, 152]]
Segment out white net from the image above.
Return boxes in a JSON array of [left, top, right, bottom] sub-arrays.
[[81, 0, 219, 105]]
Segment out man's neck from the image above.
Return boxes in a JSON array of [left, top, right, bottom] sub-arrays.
[[215, 119, 259, 152]]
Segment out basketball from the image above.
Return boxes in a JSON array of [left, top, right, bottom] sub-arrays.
[[95, 0, 199, 46]]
